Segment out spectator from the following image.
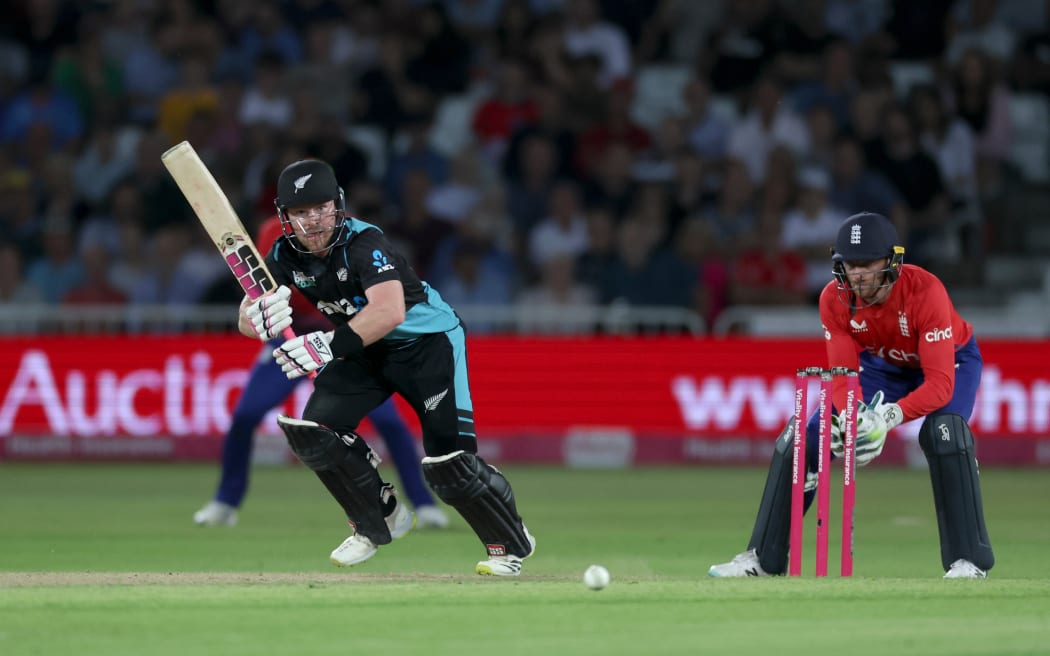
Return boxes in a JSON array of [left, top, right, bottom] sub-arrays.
[[705, 0, 782, 94], [726, 73, 810, 185], [575, 206, 618, 293], [528, 180, 589, 269], [239, 52, 294, 130], [946, 48, 1013, 197], [946, 0, 1018, 66], [506, 133, 559, 237], [581, 141, 637, 220], [72, 119, 139, 211], [790, 39, 857, 130], [562, 0, 632, 89], [673, 217, 729, 329], [870, 106, 951, 264], [386, 170, 454, 278], [158, 54, 219, 143], [697, 158, 758, 250], [62, 244, 127, 305], [472, 57, 539, 163], [729, 211, 808, 306], [516, 254, 598, 334], [779, 166, 845, 297], [384, 113, 450, 208], [600, 216, 694, 308], [828, 133, 906, 226], [405, 2, 472, 97], [0, 73, 83, 154], [0, 241, 43, 304], [502, 84, 576, 181], [574, 80, 650, 178], [682, 77, 730, 164], [26, 217, 84, 304]]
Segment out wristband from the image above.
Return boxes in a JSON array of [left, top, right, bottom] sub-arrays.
[[329, 323, 364, 357]]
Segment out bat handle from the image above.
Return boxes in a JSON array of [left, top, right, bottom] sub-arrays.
[[280, 326, 318, 380]]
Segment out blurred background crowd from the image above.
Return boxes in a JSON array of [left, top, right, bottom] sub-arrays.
[[1, 0, 1048, 334]]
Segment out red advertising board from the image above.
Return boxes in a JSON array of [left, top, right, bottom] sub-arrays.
[[1, 336, 1048, 465]]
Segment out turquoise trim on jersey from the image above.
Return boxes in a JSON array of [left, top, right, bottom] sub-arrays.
[[272, 239, 282, 261], [387, 282, 460, 339], [347, 217, 382, 234], [445, 324, 474, 413]]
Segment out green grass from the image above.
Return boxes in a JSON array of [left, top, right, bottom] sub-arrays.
[[1, 464, 1048, 655]]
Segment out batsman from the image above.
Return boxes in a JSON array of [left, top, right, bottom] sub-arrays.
[[709, 212, 994, 579], [239, 159, 535, 576]]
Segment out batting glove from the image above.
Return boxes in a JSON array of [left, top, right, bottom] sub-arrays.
[[246, 286, 293, 340], [273, 330, 334, 379]]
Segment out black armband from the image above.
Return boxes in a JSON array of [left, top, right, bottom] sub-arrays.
[[330, 324, 364, 357]]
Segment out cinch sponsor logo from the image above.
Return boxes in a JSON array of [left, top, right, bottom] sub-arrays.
[[869, 345, 920, 364], [925, 326, 953, 342]]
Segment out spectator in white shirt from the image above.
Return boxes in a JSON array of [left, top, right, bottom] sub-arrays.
[[562, 0, 631, 89], [727, 74, 810, 185]]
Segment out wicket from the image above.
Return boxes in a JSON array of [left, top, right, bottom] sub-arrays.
[[789, 366, 860, 577]]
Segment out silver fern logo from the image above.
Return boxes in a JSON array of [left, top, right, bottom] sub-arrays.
[[424, 389, 448, 412], [293, 174, 312, 192]]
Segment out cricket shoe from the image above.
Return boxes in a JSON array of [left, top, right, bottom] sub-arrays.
[[707, 549, 770, 577], [475, 525, 537, 577], [330, 498, 415, 567], [193, 500, 238, 527], [943, 559, 987, 579], [415, 504, 450, 529]]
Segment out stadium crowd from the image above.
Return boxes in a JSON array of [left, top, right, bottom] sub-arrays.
[[1, 0, 1047, 333]]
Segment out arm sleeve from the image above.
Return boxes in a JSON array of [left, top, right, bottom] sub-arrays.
[[819, 286, 861, 412], [898, 281, 957, 421]]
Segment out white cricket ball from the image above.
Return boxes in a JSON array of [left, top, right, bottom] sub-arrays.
[[583, 564, 610, 590]]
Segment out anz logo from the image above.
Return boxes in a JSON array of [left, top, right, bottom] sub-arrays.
[[317, 295, 368, 317], [372, 249, 394, 273]]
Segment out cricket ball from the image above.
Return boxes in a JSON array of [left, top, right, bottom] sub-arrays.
[[583, 564, 610, 590]]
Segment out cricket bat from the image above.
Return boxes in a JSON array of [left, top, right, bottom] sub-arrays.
[[161, 141, 278, 303]]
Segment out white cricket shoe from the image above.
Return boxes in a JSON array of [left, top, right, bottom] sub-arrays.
[[193, 501, 238, 527], [330, 499, 415, 567], [415, 504, 450, 529], [475, 525, 537, 577], [944, 559, 987, 579], [330, 534, 378, 567], [387, 497, 416, 539], [708, 549, 770, 577]]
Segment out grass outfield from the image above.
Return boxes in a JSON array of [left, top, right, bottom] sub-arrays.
[[1, 463, 1047, 655]]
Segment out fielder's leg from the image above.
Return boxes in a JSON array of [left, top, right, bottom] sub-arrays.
[[277, 415, 414, 566], [918, 413, 994, 575]]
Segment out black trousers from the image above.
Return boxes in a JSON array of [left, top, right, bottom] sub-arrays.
[[303, 327, 477, 457]]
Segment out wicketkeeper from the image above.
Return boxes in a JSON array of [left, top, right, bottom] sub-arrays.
[[709, 212, 994, 579]]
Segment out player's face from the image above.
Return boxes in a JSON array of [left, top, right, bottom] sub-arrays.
[[287, 200, 338, 252], [843, 259, 891, 305]]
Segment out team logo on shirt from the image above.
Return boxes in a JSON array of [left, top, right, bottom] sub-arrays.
[[372, 249, 394, 273], [292, 270, 316, 288], [924, 326, 953, 343], [337, 267, 348, 282], [849, 319, 868, 332], [898, 311, 910, 337]]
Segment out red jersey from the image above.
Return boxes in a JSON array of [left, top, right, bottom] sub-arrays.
[[256, 216, 329, 333], [818, 264, 973, 422]]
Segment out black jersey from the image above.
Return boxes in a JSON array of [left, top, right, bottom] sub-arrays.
[[265, 218, 460, 340]]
